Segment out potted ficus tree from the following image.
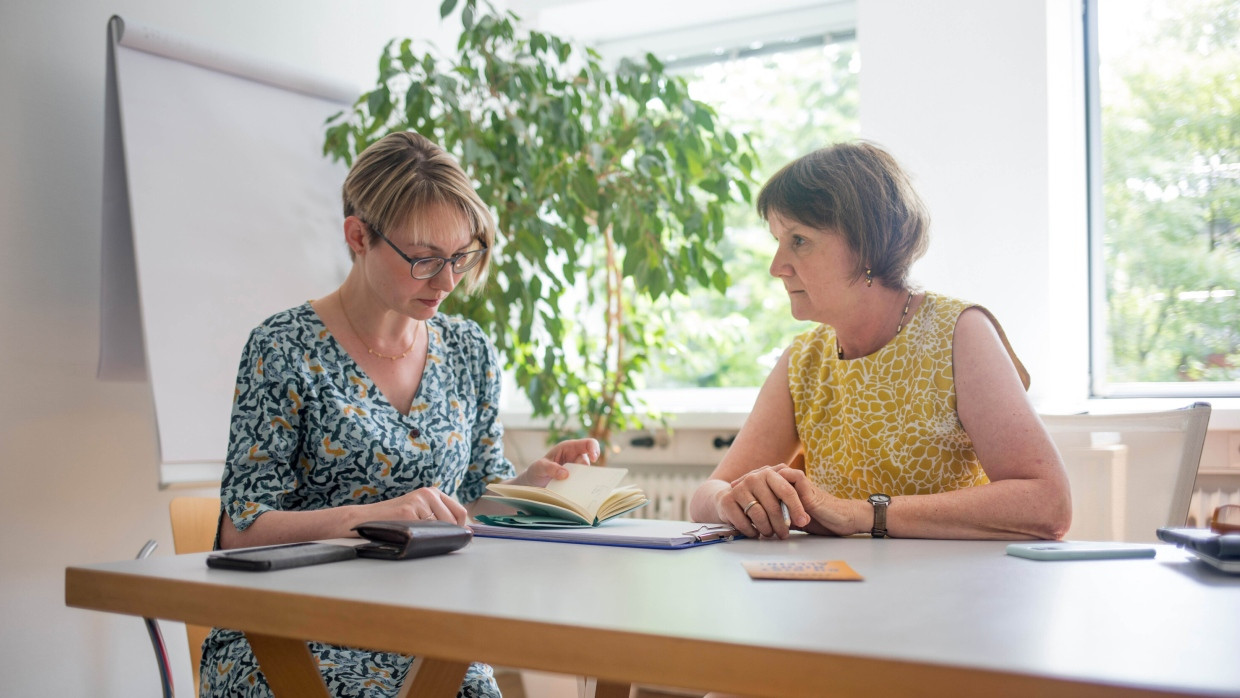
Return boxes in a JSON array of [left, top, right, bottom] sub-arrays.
[[323, 0, 758, 457]]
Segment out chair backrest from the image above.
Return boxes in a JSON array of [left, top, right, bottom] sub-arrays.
[[169, 496, 221, 695], [1041, 402, 1211, 542]]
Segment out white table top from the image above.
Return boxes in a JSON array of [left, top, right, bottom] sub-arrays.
[[67, 533, 1240, 697]]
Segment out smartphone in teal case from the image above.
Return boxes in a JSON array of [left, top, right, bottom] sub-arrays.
[[1006, 542, 1156, 561]]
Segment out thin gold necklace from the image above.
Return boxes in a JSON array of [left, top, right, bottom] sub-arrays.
[[338, 289, 421, 361], [837, 290, 916, 360]]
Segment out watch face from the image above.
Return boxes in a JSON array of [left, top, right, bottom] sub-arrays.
[[869, 494, 891, 504]]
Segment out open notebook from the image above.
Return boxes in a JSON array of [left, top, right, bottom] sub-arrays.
[[477, 463, 647, 527]]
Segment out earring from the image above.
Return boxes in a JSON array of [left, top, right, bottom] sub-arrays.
[[865, 268, 874, 287]]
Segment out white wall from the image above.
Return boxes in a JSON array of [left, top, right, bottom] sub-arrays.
[[858, 0, 1091, 409], [0, 2, 449, 695]]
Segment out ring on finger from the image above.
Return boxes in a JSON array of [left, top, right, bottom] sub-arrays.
[[742, 500, 760, 515]]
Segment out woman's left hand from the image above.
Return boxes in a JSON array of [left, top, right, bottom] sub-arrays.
[[514, 438, 601, 488]]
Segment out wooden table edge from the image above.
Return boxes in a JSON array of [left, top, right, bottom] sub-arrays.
[[65, 566, 1203, 698]]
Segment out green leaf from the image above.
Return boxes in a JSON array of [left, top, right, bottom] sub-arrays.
[[439, 0, 459, 19], [736, 180, 751, 203], [405, 82, 425, 122], [399, 39, 415, 70], [571, 165, 600, 210], [692, 105, 714, 131], [366, 89, 389, 119]]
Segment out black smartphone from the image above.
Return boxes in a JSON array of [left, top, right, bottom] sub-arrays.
[[206, 542, 357, 572]]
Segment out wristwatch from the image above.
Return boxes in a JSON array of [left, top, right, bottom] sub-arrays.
[[867, 493, 891, 538]]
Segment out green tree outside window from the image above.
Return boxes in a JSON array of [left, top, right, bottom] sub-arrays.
[[1097, 0, 1240, 388]]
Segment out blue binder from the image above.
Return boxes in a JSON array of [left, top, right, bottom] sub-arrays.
[[469, 518, 740, 550]]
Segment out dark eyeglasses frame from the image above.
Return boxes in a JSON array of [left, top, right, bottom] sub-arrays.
[[365, 221, 487, 280]]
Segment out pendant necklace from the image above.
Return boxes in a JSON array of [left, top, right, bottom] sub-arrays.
[[837, 290, 916, 360], [339, 289, 421, 361]]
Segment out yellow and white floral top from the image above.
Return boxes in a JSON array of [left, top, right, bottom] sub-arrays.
[[787, 292, 1029, 500]]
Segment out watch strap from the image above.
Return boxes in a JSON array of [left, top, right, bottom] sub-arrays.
[[869, 494, 889, 538]]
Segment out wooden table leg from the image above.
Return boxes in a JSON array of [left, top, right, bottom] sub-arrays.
[[579, 677, 633, 698], [592, 679, 633, 698], [395, 656, 472, 698], [245, 632, 330, 697]]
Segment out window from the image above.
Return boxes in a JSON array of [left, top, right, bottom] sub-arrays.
[[504, 0, 860, 421], [1087, 0, 1240, 397], [646, 37, 861, 389]]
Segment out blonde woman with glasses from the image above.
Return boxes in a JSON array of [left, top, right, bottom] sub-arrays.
[[202, 131, 597, 698]]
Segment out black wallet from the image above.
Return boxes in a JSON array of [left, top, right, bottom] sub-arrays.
[[206, 542, 358, 572], [352, 520, 473, 560]]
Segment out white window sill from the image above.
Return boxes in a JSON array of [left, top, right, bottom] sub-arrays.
[[500, 387, 758, 432], [163, 395, 1239, 487], [502, 388, 1240, 432]]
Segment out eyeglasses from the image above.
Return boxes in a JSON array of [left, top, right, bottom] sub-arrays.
[[1211, 504, 1240, 534], [366, 222, 487, 280]]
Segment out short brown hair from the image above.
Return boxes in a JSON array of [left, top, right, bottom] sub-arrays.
[[342, 131, 494, 294], [756, 141, 929, 289]]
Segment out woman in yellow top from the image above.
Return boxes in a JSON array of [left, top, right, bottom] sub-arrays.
[[689, 142, 1071, 540]]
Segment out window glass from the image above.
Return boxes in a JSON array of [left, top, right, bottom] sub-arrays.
[[1091, 0, 1240, 394], [644, 38, 861, 388]]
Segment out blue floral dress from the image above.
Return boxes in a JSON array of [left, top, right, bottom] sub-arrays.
[[200, 303, 514, 698]]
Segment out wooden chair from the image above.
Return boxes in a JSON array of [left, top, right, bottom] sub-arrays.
[[1042, 402, 1211, 542], [169, 496, 221, 695]]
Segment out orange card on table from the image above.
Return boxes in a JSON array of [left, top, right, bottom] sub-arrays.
[[742, 560, 863, 581]]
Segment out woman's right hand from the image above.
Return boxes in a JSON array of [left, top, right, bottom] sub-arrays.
[[220, 486, 468, 548], [718, 464, 811, 539], [366, 487, 468, 526]]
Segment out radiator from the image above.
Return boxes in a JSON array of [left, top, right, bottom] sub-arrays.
[[624, 469, 710, 521], [1189, 487, 1240, 528]]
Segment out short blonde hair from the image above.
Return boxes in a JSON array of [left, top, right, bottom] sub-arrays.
[[757, 141, 929, 289], [342, 131, 494, 294]]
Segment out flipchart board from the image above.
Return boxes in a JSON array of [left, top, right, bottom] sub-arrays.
[[99, 16, 355, 483]]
